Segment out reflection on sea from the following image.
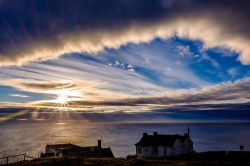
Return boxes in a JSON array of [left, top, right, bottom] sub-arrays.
[[1, 121, 250, 158]]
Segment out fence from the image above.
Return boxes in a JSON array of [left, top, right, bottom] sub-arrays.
[[0, 153, 36, 165]]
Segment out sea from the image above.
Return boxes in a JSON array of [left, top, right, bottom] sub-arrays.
[[0, 122, 250, 158]]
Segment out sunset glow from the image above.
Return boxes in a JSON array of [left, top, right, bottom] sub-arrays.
[[0, 0, 249, 121]]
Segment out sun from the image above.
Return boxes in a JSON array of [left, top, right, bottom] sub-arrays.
[[56, 93, 69, 104], [53, 89, 82, 105]]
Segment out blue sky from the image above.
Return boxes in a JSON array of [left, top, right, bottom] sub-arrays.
[[0, 0, 250, 122], [1, 37, 249, 105]]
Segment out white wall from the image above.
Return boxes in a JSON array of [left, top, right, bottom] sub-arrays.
[[143, 146, 153, 158], [137, 146, 175, 158], [166, 147, 173, 156], [157, 146, 164, 157], [173, 138, 193, 155], [173, 139, 184, 155], [184, 138, 193, 153], [136, 146, 144, 157], [136, 138, 193, 158]]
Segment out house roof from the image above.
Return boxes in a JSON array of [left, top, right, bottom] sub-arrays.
[[47, 143, 82, 150], [135, 133, 190, 147], [74, 146, 114, 158], [46, 143, 114, 158]]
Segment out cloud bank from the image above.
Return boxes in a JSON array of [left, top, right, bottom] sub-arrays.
[[0, 0, 250, 66], [21, 77, 250, 110], [61, 77, 250, 108]]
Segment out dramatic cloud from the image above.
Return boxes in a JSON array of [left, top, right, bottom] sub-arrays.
[[28, 77, 250, 110], [0, 40, 249, 109], [0, 0, 250, 66], [125, 77, 250, 106], [0, 0, 250, 123], [0, 56, 166, 102]]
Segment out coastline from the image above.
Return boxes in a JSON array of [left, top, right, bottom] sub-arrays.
[[3, 151, 250, 166]]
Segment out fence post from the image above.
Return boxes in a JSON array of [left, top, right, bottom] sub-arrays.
[[6, 157, 8, 165]]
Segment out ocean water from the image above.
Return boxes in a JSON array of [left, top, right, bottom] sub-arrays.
[[0, 122, 250, 158]]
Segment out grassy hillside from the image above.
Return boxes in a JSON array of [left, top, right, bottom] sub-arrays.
[[4, 151, 250, 166], [3, 157, 250, 166]]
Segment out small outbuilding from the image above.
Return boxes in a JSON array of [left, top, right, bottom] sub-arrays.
[[40, 140, 114, 158], [135, 131, 193, 158]]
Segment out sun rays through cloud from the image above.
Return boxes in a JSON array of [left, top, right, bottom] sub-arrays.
[[0, 0, 250, 122]]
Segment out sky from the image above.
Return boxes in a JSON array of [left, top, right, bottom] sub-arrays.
[[0, 0, 250, 122]]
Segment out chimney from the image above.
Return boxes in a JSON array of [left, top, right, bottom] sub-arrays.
[[98, 140, 101, 148], [153, 132, 158, 136], [143, 132, 148, 137]]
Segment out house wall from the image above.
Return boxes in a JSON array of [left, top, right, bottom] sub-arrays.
[[136, 146, 143, 157], [144, 146, 175, 157], [45, 146, 56, 154], [157, 146, 164, 157], [136, 146, 153, 158], [173, 138, 193, 155], [184, 138, 193, 153], [137, 146, 174, 158], [136, 138, 193, 158], [143, 146, 153, 157], [173, 139, 184, 155], [159, 146, 169, 157], [166, 147, 173, 156]]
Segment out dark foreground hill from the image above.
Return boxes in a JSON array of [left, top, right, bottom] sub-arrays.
[[4, 151, 250, 166]]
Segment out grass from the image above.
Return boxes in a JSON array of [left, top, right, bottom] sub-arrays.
[[3, 151, 250, 166]]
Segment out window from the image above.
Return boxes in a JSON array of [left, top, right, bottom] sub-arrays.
[[137, 147, 143, 154]]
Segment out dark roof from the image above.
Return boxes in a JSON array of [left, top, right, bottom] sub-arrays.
[[47, 143, 82, 150], [135, 133, 190, 147], [40, 152, 55, 158], [67, 146, 114, 158], [46, 143, 114, 158]]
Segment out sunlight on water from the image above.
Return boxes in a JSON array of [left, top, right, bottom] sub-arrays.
[[0, 122, 250, 158], [0, 110, 29, 122], [54, 122, 68, 125]]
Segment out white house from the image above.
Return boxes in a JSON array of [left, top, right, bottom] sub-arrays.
[[135, 131, 193, 158]]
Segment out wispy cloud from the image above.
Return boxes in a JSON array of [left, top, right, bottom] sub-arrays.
[[9, 94, 30, 98], [0, 38, 249, 108], [227, 67, 239, 77], [0, 55, 166, 102], [27, 77, 250, 111], [176, 45, 192, 57]]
